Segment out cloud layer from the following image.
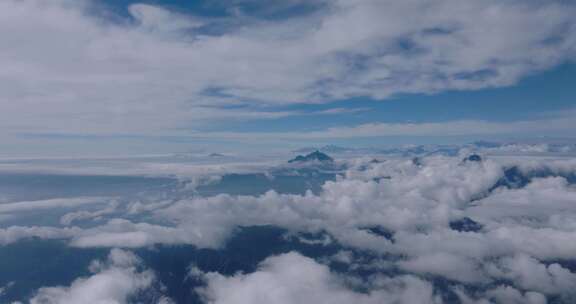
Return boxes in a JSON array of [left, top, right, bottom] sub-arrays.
[[2, 153, 576, 302], [1, 0, 576, 138]]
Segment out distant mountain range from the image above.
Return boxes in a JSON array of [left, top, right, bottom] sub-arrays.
[[292, 141, 576, 157], [208, 153, 226, 158], [293, 145, 355, 154]]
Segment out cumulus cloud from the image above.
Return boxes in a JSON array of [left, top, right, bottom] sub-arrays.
[[2, 154, 576, 302], [468, 176, 576, 225], [492, 254, 576, 295], [27, 248, 165, 304], [197, 252, 440, 304], [456, 286, 547, 304], [398, 252, 486, 284]]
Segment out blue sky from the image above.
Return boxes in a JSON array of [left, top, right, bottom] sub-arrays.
[[1, 0, 575, 156], [221, 63, 576, 132], [98, 0, 325, 19]]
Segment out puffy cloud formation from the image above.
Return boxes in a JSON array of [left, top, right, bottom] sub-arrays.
[[455, 285, 547, 304], [43, 155, 502, 249], [26, 249, 165, 304], [468, 176, 576, 224], [2, 154, 576, 302], [197, 252, 439, 304], [1, 0, 576, 137]]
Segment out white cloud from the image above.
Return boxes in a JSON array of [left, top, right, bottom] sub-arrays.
[[468, 176, 576, 224], [60, 200, 119, 226], [456, 286, 547, 304], [1, 0, 576, 139], [493, 254, 576, 295], [197, 252, 440, 304], [485, 287, 547, 304], [28, 248, 162, 304], [128, 4, 204, 33], [0, 226, 80, 245], [177, 110, 576, 140], [69, 219, 198, 248], [2, 154, 576, 302], [0, 197, 109, 214], [398, 252, 486, 284]]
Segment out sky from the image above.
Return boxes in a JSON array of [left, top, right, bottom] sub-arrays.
[[1, 0, 576, 156]]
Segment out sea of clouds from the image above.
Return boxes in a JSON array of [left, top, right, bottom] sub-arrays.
[[0, 146, 575, 303]]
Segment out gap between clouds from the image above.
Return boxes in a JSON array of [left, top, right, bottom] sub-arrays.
[[18, 107, 576, 141]]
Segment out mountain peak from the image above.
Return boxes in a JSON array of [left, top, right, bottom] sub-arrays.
[[463, 154, 482, 162], [289, 150, 334, 163]]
